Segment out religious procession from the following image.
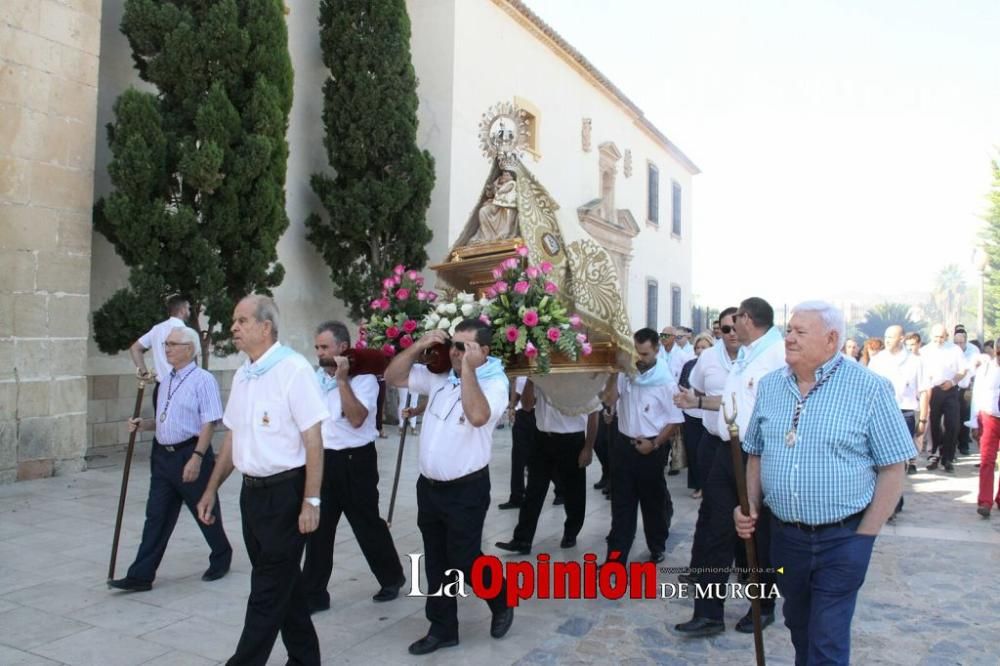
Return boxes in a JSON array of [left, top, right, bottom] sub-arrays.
[[2, 1, 998, 665]]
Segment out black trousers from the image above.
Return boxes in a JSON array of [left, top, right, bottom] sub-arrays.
[[127, 438, 231, 583], [508, 409, 535, 503], [692, 440, 775, 621], [229, 470, 319, 666], [682, 414, 707, 490], [688, 433, 721, 569], [594, 411, 616, 483], [416, 471, 507, 640], [607, 431, 672, 562], [302, 444, 404, 607], [512, 430, 586, 544], [929, 385, 960, 464], [958, 388, 972, 451]]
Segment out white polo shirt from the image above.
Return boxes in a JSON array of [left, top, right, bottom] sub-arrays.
[[319, 373, 379, 450], [716, 335, 786, 442], [138, 316, 187, 382], [615, 373, 684, 440], [688, 341, 738, 436], [969, 356, 1000, 419], [513, 376, 527, 411], [867, 348, 928, 411], [919, 342, 967, 388], [224, 342, 329, 477], [408, 363, 508, 481], [534, 384, 589, 434]]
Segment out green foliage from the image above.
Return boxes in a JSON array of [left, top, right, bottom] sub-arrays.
[[92, 0, 293, 358], [306, 0, 435, 321], [856, 302, 927, 341], [981, 159, 1000, 338]]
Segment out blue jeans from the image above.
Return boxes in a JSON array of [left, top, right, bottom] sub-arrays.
[[770, 514, 875, 666]]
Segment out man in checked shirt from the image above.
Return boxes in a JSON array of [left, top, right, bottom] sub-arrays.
[[736, 300, 912, 666]]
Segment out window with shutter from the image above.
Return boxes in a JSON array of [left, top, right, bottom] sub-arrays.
[[671, 285, 682, 327], [646, 280, 658, 330], [671, 181, 682, 236], [647, 163, 659, 224]]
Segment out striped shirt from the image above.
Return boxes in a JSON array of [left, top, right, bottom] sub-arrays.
[[742, 354, 914, 525], [155, 361, 224, 445]]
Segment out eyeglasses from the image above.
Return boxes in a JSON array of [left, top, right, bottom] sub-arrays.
[[163, 341, 193, 348], [659, 333, 674, 340], [720, 325, 736, 334]]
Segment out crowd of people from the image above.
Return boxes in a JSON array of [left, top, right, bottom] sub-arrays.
[[103, 292, 997, 666]]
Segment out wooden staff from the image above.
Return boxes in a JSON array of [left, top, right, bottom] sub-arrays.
[[723, 392, 766, 666], [107, 372, 155, 582], [386, 420, 409, 528]]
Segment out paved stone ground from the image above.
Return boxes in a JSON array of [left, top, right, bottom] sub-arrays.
[[1, 426, 997, 665]]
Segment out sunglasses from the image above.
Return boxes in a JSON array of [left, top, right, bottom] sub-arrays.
[[659, 333, 674, 340], [720, 325, 736, 334], [444, 340, 467, 352]]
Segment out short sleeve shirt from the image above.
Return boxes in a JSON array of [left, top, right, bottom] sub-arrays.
[[319, 373, 380, 449]]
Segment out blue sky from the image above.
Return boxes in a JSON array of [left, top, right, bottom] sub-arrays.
[[524, 0, 1000, 309]]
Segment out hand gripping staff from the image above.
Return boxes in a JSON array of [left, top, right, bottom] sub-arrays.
[[723, 393, 766, 666], [107, 370, 156, 582]]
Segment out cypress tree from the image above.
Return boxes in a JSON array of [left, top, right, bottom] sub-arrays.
[[982, 158, 1000, 336], [93, 0, 293, 360], [306, 0, 435, 320]]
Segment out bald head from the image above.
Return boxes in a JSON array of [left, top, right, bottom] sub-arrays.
[[884, 325, 904, 353], [930, 324, 947, 345]]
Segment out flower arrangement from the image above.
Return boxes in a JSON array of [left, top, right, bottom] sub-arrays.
[[360, 265, 438, 356], [484, 246, 591, 373], [421, 291, 492, 336]]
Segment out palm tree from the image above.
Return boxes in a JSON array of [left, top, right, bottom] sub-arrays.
[[857, 302, 927, 340], [930, 264, 967, 329]]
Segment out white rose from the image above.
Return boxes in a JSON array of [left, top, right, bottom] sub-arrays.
[[444, 303, 457, 315], [461, 303, 476, 317], [479, 297, 491, 307], [449, 322, 459, 336], [425, 313, 440, 327], [459, 292, 475, 304], [437, 317, 451, 330]]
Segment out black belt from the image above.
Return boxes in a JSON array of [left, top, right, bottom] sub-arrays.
[[243, 466, 304, 488], [159, 436, 197, 453], [778, 510, 866, 532], [422, 466, 488, 487]]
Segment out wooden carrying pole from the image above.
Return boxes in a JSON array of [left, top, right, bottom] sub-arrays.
[[723, 393, 766, 666], [107, 374, 153, 582], [386, 421, 409, 528]]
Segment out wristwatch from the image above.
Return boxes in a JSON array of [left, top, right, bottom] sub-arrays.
[[304, 496, 321, 507]]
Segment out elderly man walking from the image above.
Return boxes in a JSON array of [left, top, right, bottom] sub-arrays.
[[921, 324, 967, 472], [736, 301, 913, 666]]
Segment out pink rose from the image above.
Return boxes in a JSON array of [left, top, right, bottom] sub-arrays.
[[515, 245, 529, 257], [417, 290, 428, 301], [382, 277, 395, 290], [407, 270, 418, 281], [492, 268, 504, 280], [402, 319, 418, 333], [427, 292, 438, 302], [514, 281, 530, 295], [540, 261, 553, 274], [393, 275, 402, 285], [525, 266, 540, 279], [381, 298, 392, 311], [355, 339, 367, 349], [386, 326, 400, 339], [415, 275, 425, 285], [370, 299, 382, 310], [502, 257, 519, 270], [569, 313, 582, 328], [484, 287, 497, 299], [393, 264, 405, 275], [395, 288, 410, 300], [544, 281, 558, 294], [546, 327, 561, 343], [399, 334, 413, 349], [495, 281, 509, 294], [522, 310, 539, 327], [506, 326, 519, 342], [581, 342, 593, 356], [576, 333, 587, 344], [479, 314, 492, 325], [524, 341, 538, 359], [382, 343, 397, 357]]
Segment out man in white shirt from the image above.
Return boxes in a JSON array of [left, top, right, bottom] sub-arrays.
[[658, 326, 688, 380], [301, 321, 405, 614], [673, 297, 785, 637], [920, 324, 967, 472], [602, 328, 684, 565], [868, 325, 927, 477], [196, 295, 327, 666], [496, 381, 598, 553], [385, 319, 512, 655], [129, 294, 190, 405]]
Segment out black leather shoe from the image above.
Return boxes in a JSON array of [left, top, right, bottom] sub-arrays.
[[593, 477, 608, 490], [553, 495, 565, 506], [490, 607, 514, 638], [735, 609, 775, 634], [307, 598, 330, 614], [498, 500, 522, 510], [373, 576, 405, 602], [107, 577, 152, 592], [926, 457, 940, 471], [674, 617, 725, 637], [943, 462, 955, 473], [495, 539, 531, 554], [648, 551, 664, 564], [407, 635, 458, 655], [560, 535, 576, 548], [201, 563, 230, 582], [907, 463, 918, 475]]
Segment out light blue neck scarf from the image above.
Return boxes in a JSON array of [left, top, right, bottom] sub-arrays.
[[735, 326, 783, 374], [715, 339, 736, 371], [316, 367, 338, 393], [448, 356, 509, 392], [242, 343, 296, 380], [633, 355, 673, 387]]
